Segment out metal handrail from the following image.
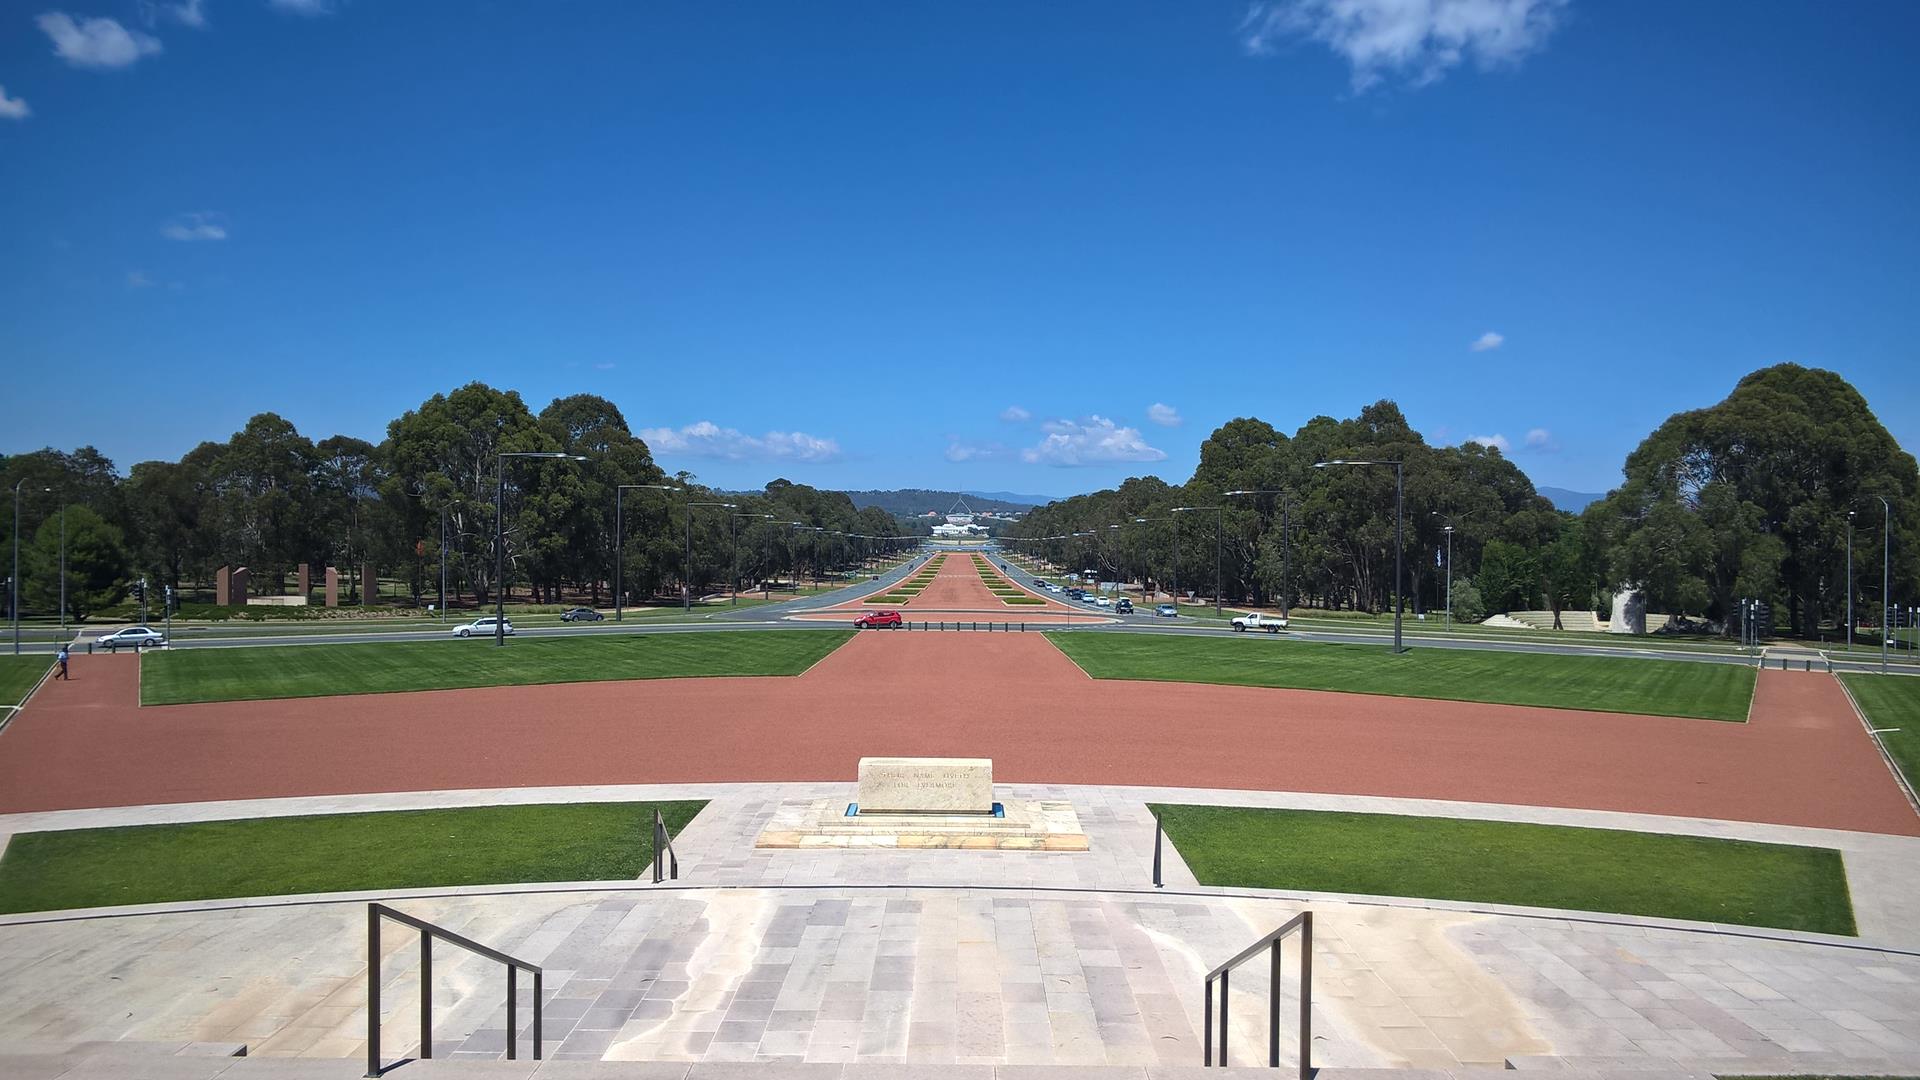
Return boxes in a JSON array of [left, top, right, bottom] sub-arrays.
[[651, 808, 680, 884], [365, 903, 542, 1077], [1203, 910, 1311, 1074]]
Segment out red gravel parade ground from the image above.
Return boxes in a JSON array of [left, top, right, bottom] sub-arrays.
[[1, 629, 1914, 837]]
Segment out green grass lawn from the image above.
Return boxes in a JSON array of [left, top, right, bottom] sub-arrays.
[[0, 801, 705, 914], [1838, 674, 1920, 795], [0, 655, 51, 708], [1152, 804, 1855, 935], [142, 629, 854, 704], [1050, 633, 1755, 721]]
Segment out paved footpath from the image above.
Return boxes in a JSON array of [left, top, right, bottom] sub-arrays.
[[1, 784, 1917, 1069]]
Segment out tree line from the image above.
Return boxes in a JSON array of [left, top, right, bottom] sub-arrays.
[[1, 383, 908, 618], [1007, 365, 1918, 637]]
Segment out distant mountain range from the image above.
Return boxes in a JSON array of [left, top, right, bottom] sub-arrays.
[[843, 488, 1049, 517], [1539, 486, 1606, 513]]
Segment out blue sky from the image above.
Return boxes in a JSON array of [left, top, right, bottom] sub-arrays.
[[3, 1, 1916, 499]]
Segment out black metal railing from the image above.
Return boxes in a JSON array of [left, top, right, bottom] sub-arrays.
[[651, 808, 680, 884], [1203, 911, 1312, 1074], [365, 903, 542, 1077]]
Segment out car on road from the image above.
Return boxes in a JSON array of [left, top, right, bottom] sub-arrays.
[[1155, 603, 1178, 617], [854, 610, 903, 629], [452, 616, 513, 638], [1093, 596, 1112, 607], [98, 626, 166, 651], [560, 607, 604, 622], [1231, 612, 1288, 633], [1115, 598, 1133, 614]]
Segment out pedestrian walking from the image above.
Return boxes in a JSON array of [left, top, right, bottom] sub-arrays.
[[55, 645, 70, 680]]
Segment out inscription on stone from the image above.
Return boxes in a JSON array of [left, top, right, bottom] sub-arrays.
[[857, 757, 993, 814]]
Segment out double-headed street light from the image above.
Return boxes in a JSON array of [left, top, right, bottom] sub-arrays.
[[1170, 506, 1225, 616], [615, 484, 681, 622], [1875, 495, 1892, 673], [734, 513, 778, 599], [496, 451, 586, 646], [1846, 508, 1856, 652], [1315, 458, 1406, 654]]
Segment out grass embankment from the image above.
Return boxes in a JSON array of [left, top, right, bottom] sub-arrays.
[[1838, 674, 1920, 796], [1050, 633, 1755, 721], [1152, 805, 1855, 935], [0, 801, 706, 914], [142, 629, 853, 704], [0, 656, 51, 709]]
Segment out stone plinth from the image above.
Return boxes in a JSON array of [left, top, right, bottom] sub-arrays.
[[857, 757, 993, 814], [756, 797, 1089, 851], [361, 563, 375, 606], [296, 563, 310, 597], [248, 595, 308, 607], [324, 566, 339, 608], [214, 565, 231, 606], [229, 566, 250, 603]]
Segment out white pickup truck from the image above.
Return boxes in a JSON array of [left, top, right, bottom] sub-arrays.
[[1230, 612, 1288, 633]]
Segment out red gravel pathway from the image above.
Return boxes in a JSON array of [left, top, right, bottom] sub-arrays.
[[1, 635, 1913, 836]]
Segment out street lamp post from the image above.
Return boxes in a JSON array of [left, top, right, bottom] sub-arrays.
[[1442, 525, 1454, 627], [496, 451, 585, 646], [688, 502, 739, 609], [1846, 509, 1856, 652], [615, 484, 680, 622], [10, 480, 21, 655], [1224, 489, 1296, 619], [734, 514, 777, 599], [1171, 507, 1225, 616], [1315, 459, 1406, 654]]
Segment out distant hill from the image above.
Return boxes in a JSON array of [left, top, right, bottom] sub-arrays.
[[1539, 486, 1606, 512], [844, 489, 1041, 517]]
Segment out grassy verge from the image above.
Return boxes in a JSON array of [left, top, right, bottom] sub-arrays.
[[1050, 633, 1755, 721], [1838, 674, 1920, 796], [0, 801, 706, 914], [1152, 804, 1855, 934], [142, 629, 854, 704], [0, 656, 51, 709]]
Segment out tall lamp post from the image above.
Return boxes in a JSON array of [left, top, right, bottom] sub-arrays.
[[1846, 509, 1856, 652], [9, 480, 21, 655], [1171, 506, 1225, 616], [1224, 489, 1295, 619], [688, 502, 738, 608], [1315, 459, 1406, 654], [496, 451, 585, 646], [615, 484, 681, 622], [735, 513, 777, 599]]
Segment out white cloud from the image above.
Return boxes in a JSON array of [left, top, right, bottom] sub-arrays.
[[0, 86, 29, 121], [638, 420, 843, 464], [1470, 330, 1505, 351], [268, 0, 336, 15], [945, 441, 1013, 463], [1524, 427, 1552, 450], [126, 270, 154, 288], [999, 405, 1031, 423], [1021, 416, 1167, 467], [37, 13, 163, 70], [141, 0, 206, 27], [160, 212, 227, 242], [1240, 0, 1566, 91], [1467, 433, 1510, 453], [1146, 402, 1182, 427]]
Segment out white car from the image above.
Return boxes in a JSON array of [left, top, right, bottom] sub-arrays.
[[98, 626, 167, 651], [1094, 596, 1112, 608], [452, 617, 514, 638]]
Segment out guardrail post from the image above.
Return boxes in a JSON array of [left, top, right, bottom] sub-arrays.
[[1152, 813, 1163, 887], [1269, 938, 1281, 1067], [1219, 968, 1229, 1066], [506, 966, 517, 1060], [366, 906, 381, 1077], [1299, 912, 1313, 1080], [532, 971, 543, 1059], [1202, 978, 1212, 1067], [420, 933, 433, 1058]]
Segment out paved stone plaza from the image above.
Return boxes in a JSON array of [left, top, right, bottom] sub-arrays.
[[2, 783, 1918, 1070]]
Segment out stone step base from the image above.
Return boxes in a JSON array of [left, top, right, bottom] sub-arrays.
[[1506, 1051, 1920, 1076]]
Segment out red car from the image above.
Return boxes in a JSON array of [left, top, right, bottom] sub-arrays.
[[854, 610, 903, 629]]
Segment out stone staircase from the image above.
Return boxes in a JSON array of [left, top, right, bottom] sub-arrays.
[[9, 1042, 1920, 1080]]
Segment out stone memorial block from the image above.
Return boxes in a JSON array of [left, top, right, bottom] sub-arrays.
[[214, 565, 232, 606], [297, 563, 310, 597], [361, 563, 376, 606], [857, 757, 993, 814], [230, 566, 250, 602], [324, 566, 339, 607]]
